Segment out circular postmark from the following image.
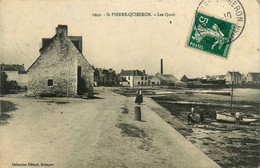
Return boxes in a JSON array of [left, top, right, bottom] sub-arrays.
[[195, 0, 246, 44]]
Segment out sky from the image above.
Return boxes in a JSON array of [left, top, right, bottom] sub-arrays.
[[0, 0, 259, 79]]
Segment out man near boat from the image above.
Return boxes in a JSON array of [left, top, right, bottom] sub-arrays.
[[187, 106, 204, 124], [235, 112, 243, 125], [191, 106, 195, 116]]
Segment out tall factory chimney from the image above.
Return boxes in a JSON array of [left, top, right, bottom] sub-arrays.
[[160, 59, 163, 74]]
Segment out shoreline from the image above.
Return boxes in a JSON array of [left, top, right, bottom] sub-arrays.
[[149, 90, 260, 168]]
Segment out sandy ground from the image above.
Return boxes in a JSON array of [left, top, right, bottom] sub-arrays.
[[0, 88, 219, 168]]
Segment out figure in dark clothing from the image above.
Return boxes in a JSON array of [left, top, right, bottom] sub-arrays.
[[187, 112, 195, 124], [135, 89, 143, 105]]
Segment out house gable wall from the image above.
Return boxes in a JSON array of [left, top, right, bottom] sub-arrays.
[[28, 35, 79, 97]]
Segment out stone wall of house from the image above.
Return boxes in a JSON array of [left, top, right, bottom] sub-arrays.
[[28, 25, 94, 97], [28, 35, 78, 97], [75, 44, 94, 96]]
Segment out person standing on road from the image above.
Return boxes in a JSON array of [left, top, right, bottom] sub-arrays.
[[135, 89, 143, 105]]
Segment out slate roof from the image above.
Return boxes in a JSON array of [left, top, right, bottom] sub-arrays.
[[156, 74, 177, 83], [247, 72, 260, 78], [0, 64, 27, 74], [28, 25, 91, 72], [227, 71, 242, 77], [39, 36, 82, 53], [120, 70, 144, 76]]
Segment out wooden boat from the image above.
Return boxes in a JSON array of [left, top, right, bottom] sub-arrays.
[[216, 71, 257, 124], [216, 111, 257, 124]]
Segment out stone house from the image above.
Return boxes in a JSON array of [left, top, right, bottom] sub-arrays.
[[27, 25, 94, 97], [0, 64, 28, 88], [119, 70, 148, 87]]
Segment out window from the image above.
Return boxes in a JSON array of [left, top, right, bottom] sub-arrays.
[[145, 77, 147, 80], [141, 82, 143, 86], [128, 76, 130, 80], [48, 79, 53, 86], [138, 82, 140, 85], [141, 77, 143, 80]]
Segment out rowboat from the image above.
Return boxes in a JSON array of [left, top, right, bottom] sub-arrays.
[[215, 70, 257, 125], [216, 111, 257, 124]]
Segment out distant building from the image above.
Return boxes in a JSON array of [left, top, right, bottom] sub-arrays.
[[94, 68, 118, 86], [225, 71, 242, 84], [119, 70, 148, 87], [118, 76, 129, 86], [215, 75, 226, 81], [246, 72, 260, 84], [180, 75, 189, 83], [155, 73, 177, 86], [27, 25, 94, 97], [148, 75, 160, 86], [0, 64, 28, 88], [200, 75, 226, 85]]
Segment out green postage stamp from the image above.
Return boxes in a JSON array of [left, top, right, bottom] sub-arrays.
[[187, 12, 236, 59]]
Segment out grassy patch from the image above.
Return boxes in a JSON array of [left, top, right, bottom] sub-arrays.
[[0, 100, 17, 125], [118, 123, 147, 138]]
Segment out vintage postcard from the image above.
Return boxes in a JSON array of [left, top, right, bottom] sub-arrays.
[[0, 0, 259, 168]]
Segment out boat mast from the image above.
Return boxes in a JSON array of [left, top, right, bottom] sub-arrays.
[[231, 70, 234, 114]]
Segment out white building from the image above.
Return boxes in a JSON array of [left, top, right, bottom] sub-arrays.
[[119, 70, 148, 87], [0, 64, 28, 88], [225, 71, 242, 84]]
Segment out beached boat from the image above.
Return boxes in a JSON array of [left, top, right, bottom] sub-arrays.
[[216, 112, 257, 124], [216, 71, 257, 124]]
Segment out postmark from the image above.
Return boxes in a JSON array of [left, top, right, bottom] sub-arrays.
[[196, 0, 246, 42], [187, 12, 235, 58]]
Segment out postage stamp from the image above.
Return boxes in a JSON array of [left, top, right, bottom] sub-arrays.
[[196, 0, 246, 42], [187, 12, 236, 59]]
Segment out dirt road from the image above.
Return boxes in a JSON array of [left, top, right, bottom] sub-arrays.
[[0, 88, 219, 168]]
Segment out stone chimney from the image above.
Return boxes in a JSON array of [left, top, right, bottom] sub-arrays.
[[161, 59, 163, 74], [143, 70, 146, 75], [56, 25, 68, 37]]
